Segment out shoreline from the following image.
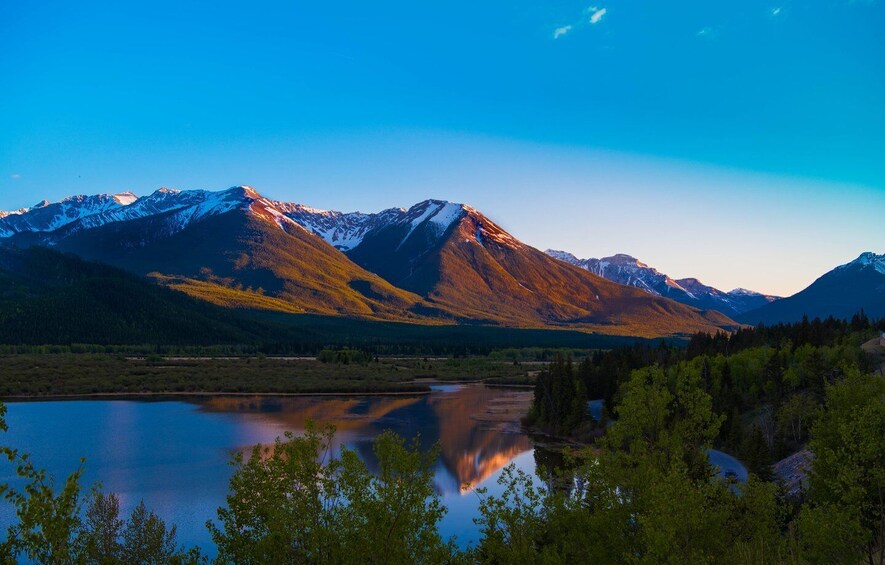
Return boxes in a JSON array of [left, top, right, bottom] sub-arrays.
[[0, 380, 535, 402], [0, 389, 433, 401]]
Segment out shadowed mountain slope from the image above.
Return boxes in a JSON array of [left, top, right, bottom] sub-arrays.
[[739, 252, 885, 325]]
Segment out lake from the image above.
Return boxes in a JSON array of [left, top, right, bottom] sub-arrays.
[[0, 384, 747, 556], [0, 384, 538, 554]]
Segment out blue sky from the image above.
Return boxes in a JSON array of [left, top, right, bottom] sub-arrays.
[[1, 0, 883, 295]]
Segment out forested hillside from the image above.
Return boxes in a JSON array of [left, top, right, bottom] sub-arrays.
[[0, 246, 659, 353], [0, 246, 269, 345], [523, 313, 885, 561]]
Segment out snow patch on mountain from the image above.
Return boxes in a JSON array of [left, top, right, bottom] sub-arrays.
[[1, 187, 486, 255], [428, 202, 465, 230], [464, 205, 522, 249], [157, 188, 251, 235], [285, 198, 467, 252], [113, 192, 138, 206], [281, 205, 400, 251], [396, 200, 466, 249]]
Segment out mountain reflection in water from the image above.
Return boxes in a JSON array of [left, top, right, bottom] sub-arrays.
[[194, 384, 534, 495], [0, 384, 537, 552]]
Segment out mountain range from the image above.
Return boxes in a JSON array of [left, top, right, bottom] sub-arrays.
[[544, 250, 780, 318], [0, 186, 737, 338], [2, 186, 879, 338]]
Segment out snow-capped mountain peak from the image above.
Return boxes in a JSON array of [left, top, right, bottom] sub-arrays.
[[0, 207, 28, 219], [740, 251, 885, 324], [407, 199, 465, 230], [545, 249, 779, 316], [728, 287, 770, 297], [838, 251, 885, 274], [0, 192, 139, 237], [0, 186, 282, 241], [1, 187, 484, 252], [547, 250, 688, 297], [545, 249, 579, 263]]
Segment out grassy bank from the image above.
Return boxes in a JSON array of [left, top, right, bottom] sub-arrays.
[[0, 354, 540, 397]]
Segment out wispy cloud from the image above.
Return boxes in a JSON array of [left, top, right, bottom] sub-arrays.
[[552, 5, 607, 40], [553, 25, 572, 39], [696, 26, 718, 39], [771, 6, 782, 16], [10, 174, 21, 180], [589, 7, 607, 24]]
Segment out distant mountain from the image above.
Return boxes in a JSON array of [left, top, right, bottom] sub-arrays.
[[294, 199, 737, 337], [545, 250, 778, 317], [1, 187, 739, 337], [738, 252, 885, 325]]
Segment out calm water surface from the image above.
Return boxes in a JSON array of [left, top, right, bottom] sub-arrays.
[[0, 385, 747, 555], [0, 385, 537, 553]]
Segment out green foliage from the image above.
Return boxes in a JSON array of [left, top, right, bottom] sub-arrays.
[[0, 246, 273, 347], [776, 392, 818, 445], [338, 432, 453, 564], [472, 466, 550, 563], [82, 490, 123, 563], [529, 355, 588, 435], [475, 365, 792, 564], [549, 316, 880, 477], [739, 425, 773, 479], [607, 365, 722, 476], [799, 369, 885, 562], [0, 448, 85, 562], [208, 423, 455, 564], [79, 493, 204, 564], [317, 348, 372, 364], [487, 347, 595, 363]]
